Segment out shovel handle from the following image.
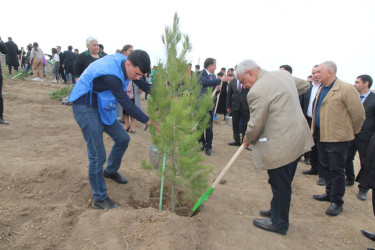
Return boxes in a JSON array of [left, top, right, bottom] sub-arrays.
[[211, 144, 244, 189]]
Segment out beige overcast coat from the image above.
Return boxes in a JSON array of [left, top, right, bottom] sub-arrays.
[[245, 70, 314, 170]]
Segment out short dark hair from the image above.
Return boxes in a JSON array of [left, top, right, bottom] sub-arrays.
[[68, 45, 73, 50], [99, 44, 104, 50], [221, 67, 226, 71], [280, 64, 293, 74], [217, 71, 224, 77], [195, 65, 200, 70], [308, 75, 312, 78], [228, 68, 234, 72], [204, 58, 216, 69], [127, 49, 151, 74], [357, 74, 373, 88]]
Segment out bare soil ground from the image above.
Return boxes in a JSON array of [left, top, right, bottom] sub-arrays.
[[0, 74, 374, 249]]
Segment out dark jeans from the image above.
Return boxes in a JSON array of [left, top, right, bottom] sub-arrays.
[[345, 138, 369, 192], [316, 129, 348, 206], [267, 158, 298, 233], [199, 109, 213, 150], [72, 103, 130, 201], [231, 107, 250, 143]]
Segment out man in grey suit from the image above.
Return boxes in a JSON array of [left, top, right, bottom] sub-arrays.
[[226, 77, 250, 146], [237, 59, 313, 235], [346, 74, 375, 201]]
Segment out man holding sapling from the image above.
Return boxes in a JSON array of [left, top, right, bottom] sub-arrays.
[[69, 50, 159, 209]]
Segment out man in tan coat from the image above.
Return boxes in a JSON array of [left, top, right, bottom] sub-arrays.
[[312, 61, 365, 216], [237, 59, 314, 235]]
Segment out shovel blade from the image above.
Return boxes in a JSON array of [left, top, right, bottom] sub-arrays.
[[191, 187, 214, 216]]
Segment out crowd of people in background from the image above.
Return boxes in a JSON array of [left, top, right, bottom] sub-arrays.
[[1, 35, 374, 245]]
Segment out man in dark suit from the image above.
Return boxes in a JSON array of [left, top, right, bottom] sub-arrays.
[[226, 76, 250, 146], [300, 65, 324, 185], [358, 132, 375, 243], [198, 58, 233, 155], [57, 46, 67, 84], [345, 74, 375, 201]]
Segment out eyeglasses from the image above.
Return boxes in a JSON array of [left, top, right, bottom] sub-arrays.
[[239, 73, 248, 84]]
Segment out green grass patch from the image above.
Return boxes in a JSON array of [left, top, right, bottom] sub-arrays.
[[49, 85, 73, 101]]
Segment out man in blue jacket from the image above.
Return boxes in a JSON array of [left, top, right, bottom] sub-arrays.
[[69, 50, 159, 209], [198, 58, 233, 155]]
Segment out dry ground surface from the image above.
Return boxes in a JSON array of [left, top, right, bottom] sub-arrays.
[[0, 72, 374, 249]]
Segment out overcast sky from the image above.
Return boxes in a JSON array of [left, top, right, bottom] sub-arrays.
[[2, 0, 374, 88]]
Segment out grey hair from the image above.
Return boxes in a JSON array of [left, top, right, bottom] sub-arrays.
[[86, 37, 98, 47], [320, 61, 337, 74], [235, 60, 260, 75]]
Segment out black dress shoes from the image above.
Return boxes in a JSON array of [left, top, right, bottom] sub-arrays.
[[325, 202, 343, 216], [253, 219, 287, 235], [205, 149, 212, 156], [259, 209, 271, 218], [316, 177, 325, 186], [92, 197, 120, 209], [302, 168, 318, 175], [104, 171, 128, 184], [228, 141, 241, 146], [313, 193, 330, 202], [361, 230, 375, 241]]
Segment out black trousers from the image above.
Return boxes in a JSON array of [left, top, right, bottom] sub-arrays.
[[316, 129, 348, 205], [8, 65, 18, 74], [231, 107, 250, 143], [305, 117, 322, 177], [345, 138, 370, 192], [59, 64, 67, 83], [267, 158, 298, 233]]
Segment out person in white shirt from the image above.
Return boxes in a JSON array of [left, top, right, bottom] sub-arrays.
[[50, 48, 60, 83], [300, 65, 324, 186]]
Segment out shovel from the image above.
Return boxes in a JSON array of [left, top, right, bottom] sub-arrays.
[[191, 144, 244, 216]]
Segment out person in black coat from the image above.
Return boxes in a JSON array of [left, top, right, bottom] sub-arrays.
[[226, 76, 250, 146], [5, 37, 19, 74], [73, 37, 103, 82], [57, 46, 67, 83], [358, 132, 375, 242], [346, 75, 375, 200], [0, 36, 9, 125], [215, 71, 227, 119], [63, 46, 76, 84]]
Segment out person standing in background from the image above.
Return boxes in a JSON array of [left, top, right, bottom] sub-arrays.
[[29, 42, 44, 81], [5, 37, 19, 75], [0, 36, 9, 125]]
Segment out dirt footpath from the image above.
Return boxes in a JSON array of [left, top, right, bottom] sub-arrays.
[[0, 76, 374, 249]]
